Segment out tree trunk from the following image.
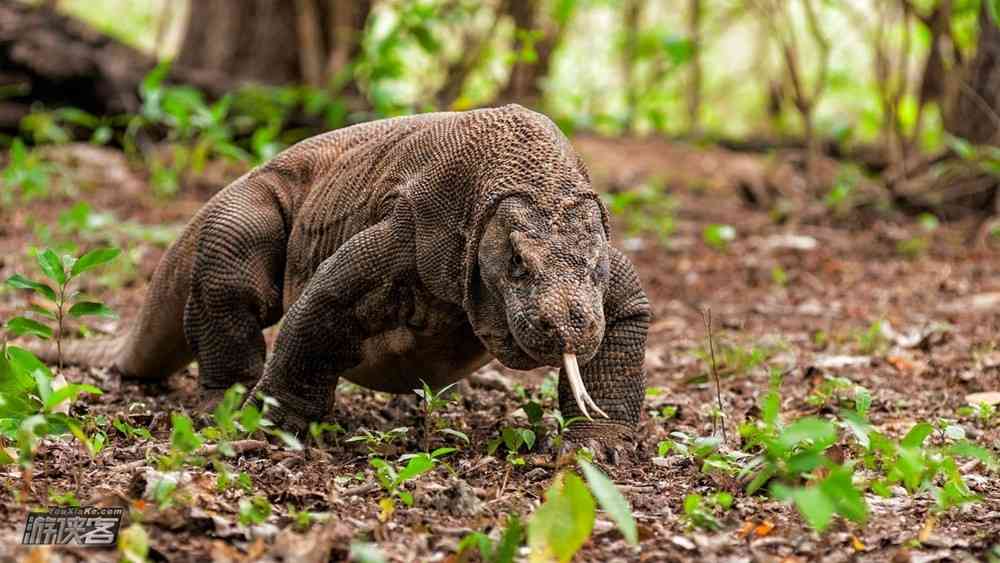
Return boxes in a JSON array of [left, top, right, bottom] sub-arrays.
[[498, 0, 568, 107], [945, 2, 1000, 146], [174, 0, 371, 92], [0, 0, 226, 128]]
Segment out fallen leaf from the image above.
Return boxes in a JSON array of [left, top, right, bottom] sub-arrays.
[[736, 521, 754, 539], [378, 498, 394, 523], [851, 535, 865, 551], [754, 520, 775, 537], [965, 392, 1000, 406], [887, 355, 915, 374], [918, 516, 936, 542]]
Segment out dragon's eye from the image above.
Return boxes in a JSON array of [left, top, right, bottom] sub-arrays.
[[511, 253, 528, 279]]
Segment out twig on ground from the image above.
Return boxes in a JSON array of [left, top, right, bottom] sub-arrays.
[[702, 307, 727, 443]]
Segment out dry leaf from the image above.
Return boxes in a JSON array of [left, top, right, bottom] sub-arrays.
[[965, 392, 1000, 406], [919, 516, 936, 542], [754, 520, 775, 537], [736, 521, 754, 539], [887, 355, 915, 374], [851, 535, 865, 551]]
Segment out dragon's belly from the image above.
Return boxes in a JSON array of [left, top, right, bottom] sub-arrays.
[[340, 324, 490, 393], [338, 279, 490, 393]]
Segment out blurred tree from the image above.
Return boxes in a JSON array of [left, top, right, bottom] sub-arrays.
[[175, 0, 371, 94], [944, 0, 1000, 146], [498, 0, 575, 107]]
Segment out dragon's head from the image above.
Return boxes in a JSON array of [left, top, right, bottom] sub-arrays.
[[469, 194, 610, 418]]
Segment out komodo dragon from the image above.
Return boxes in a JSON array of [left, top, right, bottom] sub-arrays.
[[33, 105, 651, 452]]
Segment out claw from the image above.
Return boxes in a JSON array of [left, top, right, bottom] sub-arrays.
[[563, 353, 608, 420]]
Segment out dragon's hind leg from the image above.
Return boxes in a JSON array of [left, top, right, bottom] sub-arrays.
[[183, 179, 288, 401]]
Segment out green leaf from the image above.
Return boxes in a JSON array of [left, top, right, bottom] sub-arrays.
[[839, 410, 871, 449], [578, 459, 638, 545], [787, 485, 835, 532], [776, 417, 836, 453], [67, 301, 117, 319], [901, 422, 934, 448], [43, 383, 102, 413], [529, 471, 595, 563], [947, 441, 997, 470], [438, 427, 470, 444], [5, 275, 56, 302], [820, 466, 868, 525], [238, 495, 272, 525], [36, 249, 66, 285], [397, 454, 434, 482], [170, 413, 202, 454], [495, 514, 525, 563], [70, 248, 121, 278], [6, 317, 52, 340]]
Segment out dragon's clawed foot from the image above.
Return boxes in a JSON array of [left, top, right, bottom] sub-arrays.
[[554, 421, 636, 466]]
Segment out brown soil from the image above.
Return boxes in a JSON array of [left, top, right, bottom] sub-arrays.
[[1, 136, 998, 562]]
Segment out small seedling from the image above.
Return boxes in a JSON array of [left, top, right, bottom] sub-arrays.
[[6, 246, 121, 372], [414, 379, 460, 452], [346, 427, 410, 455], [682, 490, 733, 531], [487, 426, 537, 465], [238, 495, 272, 526], [370, 453, 435, 512], [702, 224, 736, 251]]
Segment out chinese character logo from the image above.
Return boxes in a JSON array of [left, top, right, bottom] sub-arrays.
[[22, 507, 124, 546]]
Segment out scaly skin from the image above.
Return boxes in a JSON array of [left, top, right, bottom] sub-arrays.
[[27, 105, 651, 450]]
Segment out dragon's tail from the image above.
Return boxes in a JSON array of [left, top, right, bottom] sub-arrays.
[[19, 336, 125, 370]]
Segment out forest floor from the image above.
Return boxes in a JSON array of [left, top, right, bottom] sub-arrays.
[[1, 135, 998, 562]]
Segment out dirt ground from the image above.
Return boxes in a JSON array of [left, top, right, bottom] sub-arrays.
[[1, 135, 998, 562]]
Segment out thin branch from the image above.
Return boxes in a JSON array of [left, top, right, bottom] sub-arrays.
[[702, 307, 727, 443]]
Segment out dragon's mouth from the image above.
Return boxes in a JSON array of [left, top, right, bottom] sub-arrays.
[[507, 311, 607, 421]]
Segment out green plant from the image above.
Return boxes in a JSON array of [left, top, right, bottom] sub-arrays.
[[1, 139, 56, 203], [309, 421, 346, 448], [414, 379, 460, 452], [238, 495, 273, 526], [854, 319, 888, 355], [528, 459, 638, 562], [0, 342, 103, 469], [682, 491, 733, 531], [601, 181, 677, 243], [487, 425, 537, 465], [370, 453, 436, 511], [6, 247, 121, 371], [117, 522, 149, 563], [702, 224, 736, 251], [456, 515, 524, 563], [690, 337, 778, 382], [346, 426, 410, 455]]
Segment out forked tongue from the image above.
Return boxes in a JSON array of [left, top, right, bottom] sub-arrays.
[[562, 352, 608, 420]]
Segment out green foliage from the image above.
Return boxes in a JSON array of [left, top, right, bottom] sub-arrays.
[[309, 421, 346, 448], [2, 139, 56, 203], [346, 426, 410, 455], [414, 379, 461, 451], [457, 515, 524, 563], [5, 247, 121, 370], [238, 495, 273, 526], [117, 522, 150, 563], [578, 459, 638, 545], [601, 181, 677, 243], [370, 453, 436, 509], [702, 224, 736, 252], [528, 472, 594, 563], [487, 425, 537, 465], [682, 491, 732, 531], [690, 337, 779, 382], [854, 319, 889, 355]]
